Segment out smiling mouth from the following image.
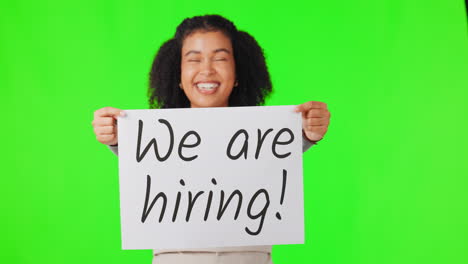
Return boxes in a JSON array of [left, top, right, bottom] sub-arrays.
[[195, 82, 220, 94]]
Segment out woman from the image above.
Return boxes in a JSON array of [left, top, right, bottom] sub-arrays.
[[92, 14, 330, 264]]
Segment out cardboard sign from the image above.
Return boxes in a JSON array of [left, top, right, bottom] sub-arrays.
[[117, 106, 304, 250]]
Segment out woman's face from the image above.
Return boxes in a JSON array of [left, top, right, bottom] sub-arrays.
[[180, 30, 236, 108]]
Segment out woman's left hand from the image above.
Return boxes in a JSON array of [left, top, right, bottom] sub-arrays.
[[294, 101, 331, 142]]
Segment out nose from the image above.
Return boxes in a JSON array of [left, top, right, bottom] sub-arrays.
[[199, 60, 215, 76]]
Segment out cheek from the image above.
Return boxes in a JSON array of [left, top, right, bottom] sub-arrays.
[[218, 63, 236, 81], [181, 65, 196, 84]]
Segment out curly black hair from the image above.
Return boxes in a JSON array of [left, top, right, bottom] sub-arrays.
[[148, 14, 272, 109]]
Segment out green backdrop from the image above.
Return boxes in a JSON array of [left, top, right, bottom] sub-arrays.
[[2, 0, 467, 263]]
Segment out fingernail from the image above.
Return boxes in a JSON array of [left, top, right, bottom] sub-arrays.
[[120, 111, 126, 117]]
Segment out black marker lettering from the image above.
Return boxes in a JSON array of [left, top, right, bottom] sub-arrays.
[[136, 119, 174, 162], [245, 189, 270, 236], [141, 175, 167, 223], [186, 191, 204, 222], [204, 178, 217, 221], [217, 190, 243, 220], [272, 128, 294, 159], [172, 191, 182, 222], [178, 131, 201, 161], [226, 129, 248, 160], [255, 128, 273, 159]]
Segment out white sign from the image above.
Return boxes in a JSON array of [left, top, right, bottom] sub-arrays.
[[118, 106, 304, 250]]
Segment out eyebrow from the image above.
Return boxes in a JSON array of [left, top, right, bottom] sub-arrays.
[[184, 48, 231, 57]]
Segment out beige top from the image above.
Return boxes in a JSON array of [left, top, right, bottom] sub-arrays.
[[152, 245, 272, 255], [109, 135, 314, 254]]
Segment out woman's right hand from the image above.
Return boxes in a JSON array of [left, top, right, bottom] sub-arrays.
[[92, 107, 125, 145]]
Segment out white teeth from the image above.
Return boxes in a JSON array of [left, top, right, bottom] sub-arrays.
[[197, 83, 219, 90]]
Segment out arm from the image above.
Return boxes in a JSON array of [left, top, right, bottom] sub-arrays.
[[109, 144, 119, 156], [302, 133, 317, 153]]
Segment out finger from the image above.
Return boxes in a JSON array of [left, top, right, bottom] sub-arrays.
[[304, 124, 328, 131], [92, 117, 115, 126], [96, 134, 116, 144], [294, 101, 327, 113], [306, 117, 330, 126], [304, 127, 328, 141], [303, 109, 329, 118], [94, 107, 125, 118], [94, 125, 115, 135]]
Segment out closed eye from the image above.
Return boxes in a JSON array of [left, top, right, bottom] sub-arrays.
[[214, 58, 227, 61]]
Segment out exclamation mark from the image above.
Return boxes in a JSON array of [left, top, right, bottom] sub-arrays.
[[275, 169, 287, 220]]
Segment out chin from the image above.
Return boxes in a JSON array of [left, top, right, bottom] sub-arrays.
[[191, 100, 227, 108]]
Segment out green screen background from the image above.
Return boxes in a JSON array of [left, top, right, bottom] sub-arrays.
[[2, 0, 467, 263]]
